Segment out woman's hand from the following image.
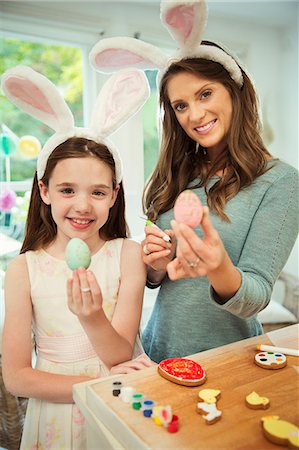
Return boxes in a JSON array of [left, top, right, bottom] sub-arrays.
[[167, 206, 241, 301], [67, 268, 103, 321], [109, 353, 156, 375], [167, 207, 226, 280], [141, 224, 175, 272]]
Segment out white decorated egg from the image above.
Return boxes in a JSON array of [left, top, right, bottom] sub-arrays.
[[65, 238, 91, 270]]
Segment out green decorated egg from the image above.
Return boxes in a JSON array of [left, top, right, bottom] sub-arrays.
[[65, 238, 91, 270]]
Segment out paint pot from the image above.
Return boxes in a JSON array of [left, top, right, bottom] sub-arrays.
[[132, 393, 143, 410], [119, 386, 135, 403], [112, 381, 123, 397], [167, 414, 179, 433], [142, 399, 155, 417]]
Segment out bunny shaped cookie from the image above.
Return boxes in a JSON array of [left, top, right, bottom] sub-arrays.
[[89, 0, 243, 87], [1, 66, 150, 182]]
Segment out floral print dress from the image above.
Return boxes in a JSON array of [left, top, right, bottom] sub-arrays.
[[21, 238, 125, 450]]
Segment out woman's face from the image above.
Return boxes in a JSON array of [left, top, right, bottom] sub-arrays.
[[167, 71, 233, 158]]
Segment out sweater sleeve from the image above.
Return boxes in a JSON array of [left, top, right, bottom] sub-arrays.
[[209, 167, 299, 318]]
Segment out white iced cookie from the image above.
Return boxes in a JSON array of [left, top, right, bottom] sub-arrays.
[[196, 402, 222, 425]]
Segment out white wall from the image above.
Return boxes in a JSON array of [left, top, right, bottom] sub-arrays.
[[204, 15, 299, 277]]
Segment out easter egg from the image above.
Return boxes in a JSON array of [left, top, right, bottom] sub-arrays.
[[0, 133, 17, 156], [174, 190, 203, 228], [65, 238, 91, 270], [19, 135, 41, 158]]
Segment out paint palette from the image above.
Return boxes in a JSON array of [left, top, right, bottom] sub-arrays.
[[254, 351, 287, 370]]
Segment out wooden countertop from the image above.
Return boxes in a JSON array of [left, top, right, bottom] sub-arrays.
[[80, 324, 299, 450]]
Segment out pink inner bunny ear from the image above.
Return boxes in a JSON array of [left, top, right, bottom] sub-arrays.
[[91, 70, 149, 137], [2, 66, 74, 132], [90, 37, 168, 73], [5, 77, 56, 115], [95, 49, 146, 68], [102, 70, 148, 133], [161, 1, 207, 52], [164, 5, 196, 43]]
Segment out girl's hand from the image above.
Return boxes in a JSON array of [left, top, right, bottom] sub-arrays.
[[141, 224, 175, 272], [109, 353, 156, 375], [167, 207, 226, 280], [67, 268, 103, 320]]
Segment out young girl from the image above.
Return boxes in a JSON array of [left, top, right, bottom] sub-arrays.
[[89, 0, 299, 363], [1, 66, 150, 449]]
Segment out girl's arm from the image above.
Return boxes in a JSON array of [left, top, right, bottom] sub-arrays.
[[3, 255, 93, 403], [68, 239, 147, 369]]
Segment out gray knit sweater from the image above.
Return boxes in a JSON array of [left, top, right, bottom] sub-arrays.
[[142, 159, 299, 363]]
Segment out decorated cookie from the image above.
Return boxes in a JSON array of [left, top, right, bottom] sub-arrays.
[[245, 391, 270, 410], [174, 190, 203, 228], [158, 358, 206, 387], [198, 389, 221, 404], [261, 416, 299, 449], [65, 238, 91, 270], [255, 351, 287, 370], [197, 402, 222, 425]]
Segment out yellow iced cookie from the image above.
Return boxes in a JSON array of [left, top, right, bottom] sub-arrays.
[[261, 416, 299, 448], [245, 391, 270, 410], [198, 389, 221, 404]]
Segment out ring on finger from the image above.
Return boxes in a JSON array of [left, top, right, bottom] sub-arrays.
[[143, 244, 150, 255], [80, 287, 91, 293], [187, 257, 200, 268]]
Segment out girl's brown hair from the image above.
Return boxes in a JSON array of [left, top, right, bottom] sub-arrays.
[[143, 41, 271, 222], [21, 137, 129, 253]]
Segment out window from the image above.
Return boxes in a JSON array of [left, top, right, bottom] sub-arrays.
[[0, 35, 84, 267], [143, 70, 159, 183]]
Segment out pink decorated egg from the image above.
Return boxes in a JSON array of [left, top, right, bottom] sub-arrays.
[[174, 190, 203, 228]]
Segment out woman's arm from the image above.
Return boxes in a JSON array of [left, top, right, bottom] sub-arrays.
[[3, 255, 92, 403], [168, 169, 299, 318], [68, 239, 147, 369]]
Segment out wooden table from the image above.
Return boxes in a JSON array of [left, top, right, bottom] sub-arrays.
[[73, 324, 299, 449]]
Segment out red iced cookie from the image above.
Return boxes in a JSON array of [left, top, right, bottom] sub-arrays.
[[158, 357, 206, 386], [174, 190, 203, 228]]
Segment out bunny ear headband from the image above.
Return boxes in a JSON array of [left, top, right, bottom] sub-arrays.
[[1, 66, 150, 183], [89, 0, 243, 88]]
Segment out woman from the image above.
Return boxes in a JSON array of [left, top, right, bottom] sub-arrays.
[[141, 41, 298, 363], [89, 1, 298, 364]]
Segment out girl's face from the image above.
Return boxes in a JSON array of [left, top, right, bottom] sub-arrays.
[[167, 71, 233, 158], [38, 156, 118, 251]]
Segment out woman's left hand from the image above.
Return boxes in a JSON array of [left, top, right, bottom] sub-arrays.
[[167, 206, 226, 280], [67, 268, 103, 320]]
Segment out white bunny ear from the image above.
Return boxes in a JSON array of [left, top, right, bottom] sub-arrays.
[[161, 0, 207, 53], [90, 69, 150, 137], [1, 65, 74, 132], [89, 37, 168, 73]]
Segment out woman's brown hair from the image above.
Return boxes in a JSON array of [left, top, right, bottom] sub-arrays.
[[143, 41, 271, 222], [21, 137, 129, 253]]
